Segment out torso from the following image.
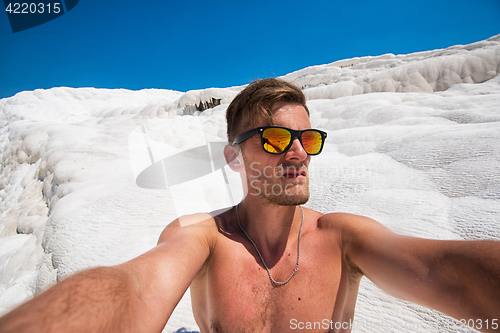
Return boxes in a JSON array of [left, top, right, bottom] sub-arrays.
[[190, 208, 363, 333]]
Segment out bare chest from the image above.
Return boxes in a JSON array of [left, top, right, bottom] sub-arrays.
[[191, 233, 347, 333]]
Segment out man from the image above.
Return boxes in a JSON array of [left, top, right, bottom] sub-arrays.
[[0, 78, 499, 332]]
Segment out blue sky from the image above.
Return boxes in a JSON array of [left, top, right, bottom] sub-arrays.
[[1, 0, 499, 100]]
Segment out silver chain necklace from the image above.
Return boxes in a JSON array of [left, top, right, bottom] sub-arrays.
[[236, 204, 304, 286]]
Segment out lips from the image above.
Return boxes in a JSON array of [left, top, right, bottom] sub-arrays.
[[282, 168, 307, 179]]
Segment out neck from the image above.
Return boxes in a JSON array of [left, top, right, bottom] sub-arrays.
[[236, 198, 303, 265]]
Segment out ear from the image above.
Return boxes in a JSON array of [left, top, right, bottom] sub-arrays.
[[224, 144, 244, 172]]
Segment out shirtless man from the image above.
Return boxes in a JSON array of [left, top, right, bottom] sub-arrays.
[[0, 78, 499, 333]]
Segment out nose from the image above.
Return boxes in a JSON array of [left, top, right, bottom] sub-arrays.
[[285, 137, 308, 161]]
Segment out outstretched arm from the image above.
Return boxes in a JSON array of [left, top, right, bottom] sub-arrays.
[[330, 213, 500, 332], [0, 214, 215, 333]]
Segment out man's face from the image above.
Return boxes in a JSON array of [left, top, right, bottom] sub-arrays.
[[240, 102, 312, 206]]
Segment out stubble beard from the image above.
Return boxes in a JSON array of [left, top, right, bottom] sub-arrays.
[[247, 164, 310, 206], [262, 180, 310, 206]]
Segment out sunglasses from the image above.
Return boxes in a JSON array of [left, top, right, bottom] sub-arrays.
[[233, 126, 327, 155]]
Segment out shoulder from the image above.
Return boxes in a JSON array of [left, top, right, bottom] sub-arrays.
[[316, 211, 381, 232], [303, 209, 372, 243], [313, 212, 396, 275], [316, 212, 394, 249], [158, 212, 220, 252]]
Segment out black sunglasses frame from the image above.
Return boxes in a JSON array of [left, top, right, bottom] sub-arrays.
[[232, 126, 327, 155]]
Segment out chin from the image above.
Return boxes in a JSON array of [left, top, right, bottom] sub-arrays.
[[263, 189, 310, 206]]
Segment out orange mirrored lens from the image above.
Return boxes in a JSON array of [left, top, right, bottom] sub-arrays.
[[262, 128, 291, 153], [301, 130, 323, 154]]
